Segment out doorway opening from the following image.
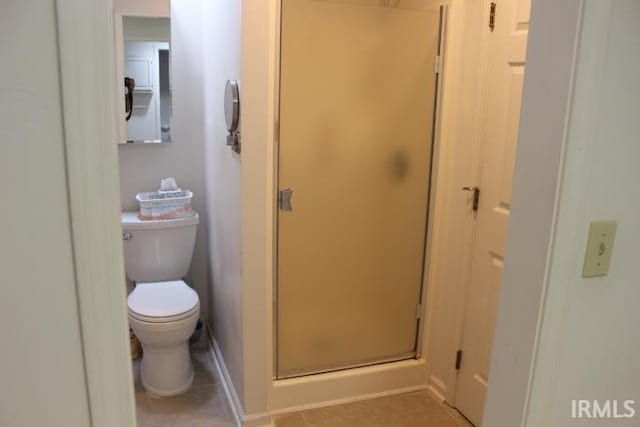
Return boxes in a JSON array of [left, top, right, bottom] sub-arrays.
[[272, 0, 532, 425], [424, 0, 532, 425]]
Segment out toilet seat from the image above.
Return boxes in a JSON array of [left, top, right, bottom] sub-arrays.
[[128, 280, 199, 323]]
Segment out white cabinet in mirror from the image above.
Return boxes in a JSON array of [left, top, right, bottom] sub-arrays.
[[116, 15, 173, 144]]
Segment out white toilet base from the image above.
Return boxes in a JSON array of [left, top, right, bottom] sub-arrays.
[[129, 307, 200, 397], [140, 342, 194, 396]]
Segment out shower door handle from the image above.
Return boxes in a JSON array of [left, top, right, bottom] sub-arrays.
[[279, 189, 294, 211]]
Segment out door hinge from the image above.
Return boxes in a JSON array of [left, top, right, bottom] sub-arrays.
[[279, 189, 293, 211], [434, 55, 442, 74], [455, 350, 463, 370], [489, 2, 497, 31], [416, 303, 423, 319]]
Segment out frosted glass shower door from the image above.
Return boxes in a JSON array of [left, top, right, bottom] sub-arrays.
[[277, 0, 440, 378]]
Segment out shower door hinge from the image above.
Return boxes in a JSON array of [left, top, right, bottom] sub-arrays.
[[455, 350, 463, 370], [434, 55, 442, 74], [489, 2, 497, 31], [416, 303, 423, 319]]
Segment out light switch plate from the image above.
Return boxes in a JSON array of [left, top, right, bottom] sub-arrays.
[[582, 221, 617, 278]]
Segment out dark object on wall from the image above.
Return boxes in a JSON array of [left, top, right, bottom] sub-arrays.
[[124, 77, 135, 121], [224, 79, 241, 153]]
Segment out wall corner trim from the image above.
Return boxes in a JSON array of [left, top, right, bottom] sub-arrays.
[[209, 330, 274, 427], [55, 0, 137, 425], [482, 0, 585, 426]]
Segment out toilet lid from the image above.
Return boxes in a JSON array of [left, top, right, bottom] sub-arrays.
[[128, 281, 199, 321]]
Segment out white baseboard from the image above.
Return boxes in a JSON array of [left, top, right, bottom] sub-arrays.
[[427, 373, 449, 403], [239, 411, 274, 427], [270, 358, 429, 415], [427, 374, 448, 403], [206, 325, 430, 423], [206, 328, 273, 427]]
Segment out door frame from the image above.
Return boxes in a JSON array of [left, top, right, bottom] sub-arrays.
[[268, 0, 452, 411], [55, 0, 136, 425], [448, 0, 534, 420], [273, 1, 449, 380], [423, 0, 584, 425], [483, 1, 583, 425], [449, 0, 496, 409], [422, 0, 495, 405], [59, 0, 584, 425]]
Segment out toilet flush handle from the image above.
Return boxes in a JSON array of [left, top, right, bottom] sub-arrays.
[[123, 232, 133, 241]]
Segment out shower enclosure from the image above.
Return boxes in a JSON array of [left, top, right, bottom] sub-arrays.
[[276, 0, 442, 378]]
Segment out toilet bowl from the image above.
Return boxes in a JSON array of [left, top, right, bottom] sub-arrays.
[[128, 281, 200, 396], [121, 212, 200, 396]]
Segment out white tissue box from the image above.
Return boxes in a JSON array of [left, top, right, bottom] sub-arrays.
[[136, 190, 193, 220]]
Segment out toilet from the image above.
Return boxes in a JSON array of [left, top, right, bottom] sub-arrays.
[[121, 211, 200, 397]]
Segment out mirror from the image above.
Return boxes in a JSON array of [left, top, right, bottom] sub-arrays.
[[115, 15, 172, 144]]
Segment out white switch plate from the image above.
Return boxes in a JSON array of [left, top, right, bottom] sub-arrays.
[[582, 221, 617, 278]]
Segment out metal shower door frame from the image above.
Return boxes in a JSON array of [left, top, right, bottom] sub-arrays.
[[272, 1, 449, 380]]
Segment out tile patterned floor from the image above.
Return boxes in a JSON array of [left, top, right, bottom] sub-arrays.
[[133, 340, 471, 427], [273, 391, 473, 427], [133, 342, 235, 427]]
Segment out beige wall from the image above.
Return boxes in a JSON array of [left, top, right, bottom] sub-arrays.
[[524, 1, 640, 425], [123, 16, 170, 41], [115, 0, 211, 319], [113, 0, 168, 16], [0, 1, 91, 425], [180, 1, 274, 421], [201, 0, 246, 412]]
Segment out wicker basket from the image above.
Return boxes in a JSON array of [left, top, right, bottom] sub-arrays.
[[136, 190, 193, 220]]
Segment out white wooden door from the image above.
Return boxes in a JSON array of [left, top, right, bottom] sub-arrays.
[[454, 0, 530, 424]]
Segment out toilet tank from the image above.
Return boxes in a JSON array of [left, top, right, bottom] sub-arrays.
[[121, 212, 199, 283]]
